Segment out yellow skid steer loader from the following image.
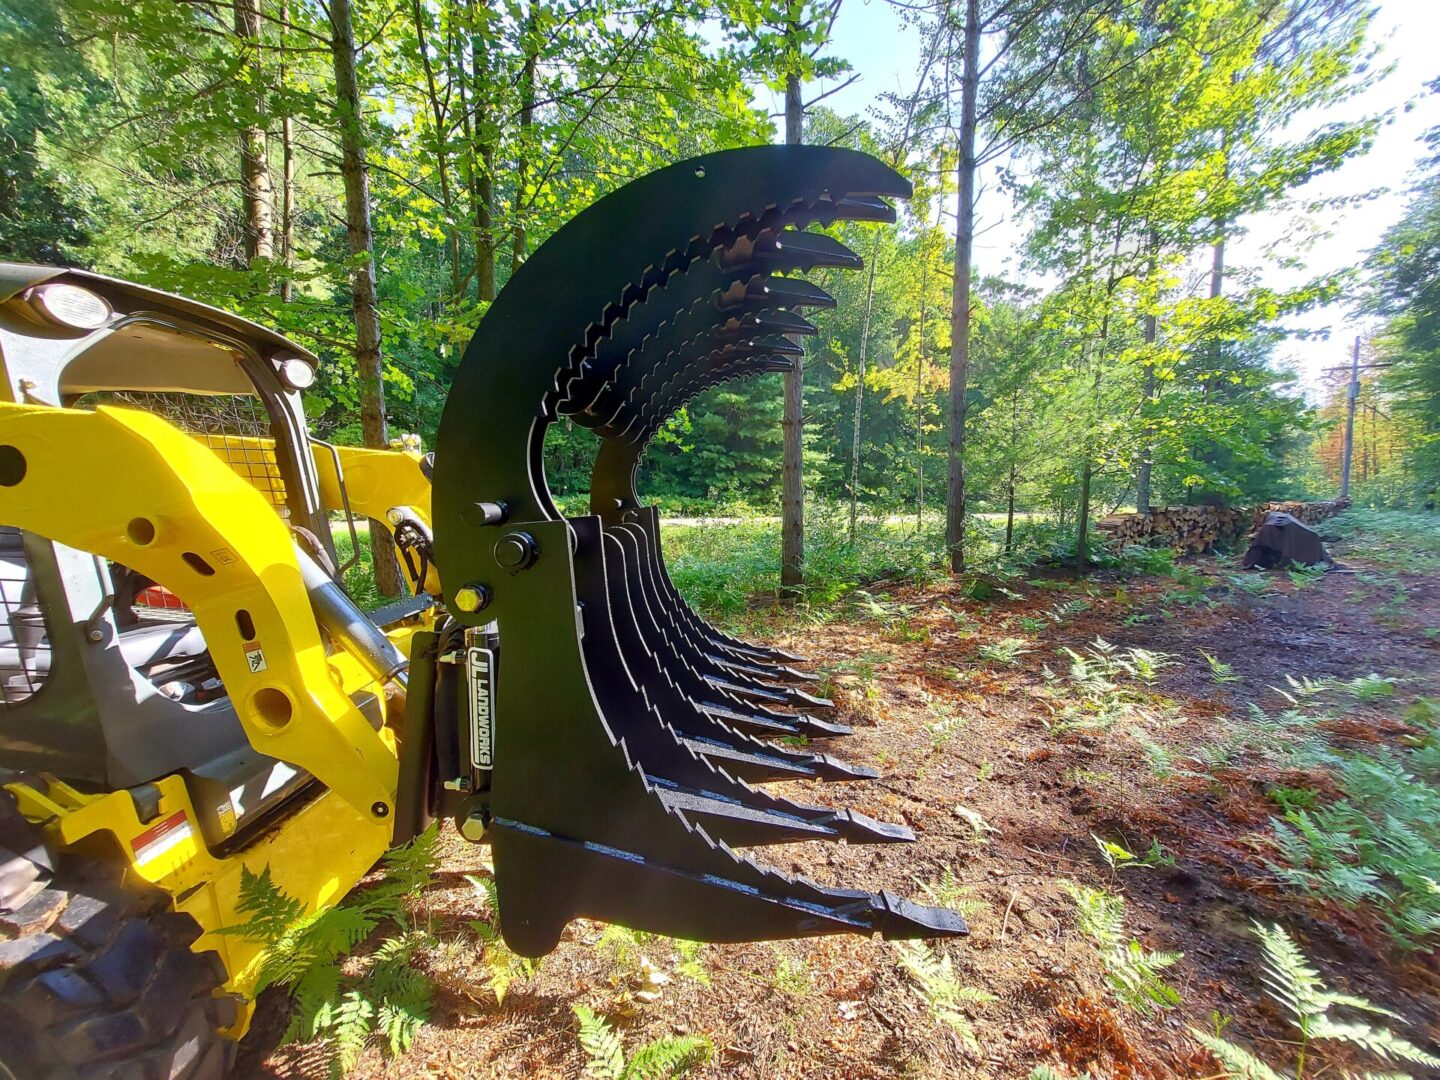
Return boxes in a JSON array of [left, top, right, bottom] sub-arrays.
[[0, 146, 963, 1078]]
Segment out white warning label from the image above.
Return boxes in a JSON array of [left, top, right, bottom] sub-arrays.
[[131, 811, 193, 866], [243, 641, 268, 673]]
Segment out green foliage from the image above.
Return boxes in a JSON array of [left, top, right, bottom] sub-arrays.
[[1092, 834, 1174, 873], [891, 940, 996, 1049], [771, 953, 812, 995], [1267, 732, 1440, 947], [976, 637, 1031, 665], [572, 1005, 713, 1080], [1062, 883, 1181, 1016], [1046, 638, 1175, 733], [464, 873, 540, 1004], [222, 826, 441, 1075], [1192, 923, 1440, 1079], [1200, 650, 1243, 684]]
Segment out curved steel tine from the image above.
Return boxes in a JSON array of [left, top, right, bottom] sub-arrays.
[[571, 520, 907, 846], [604, 528, 873, 781], [561, 225, 851, 422], [614, 518, 833, 709]]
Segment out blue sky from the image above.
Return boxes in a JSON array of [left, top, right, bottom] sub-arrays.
[[757, 0, 1439, 396]]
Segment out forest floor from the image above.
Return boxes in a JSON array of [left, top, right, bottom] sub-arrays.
[[242, 511, 1440, 1079]]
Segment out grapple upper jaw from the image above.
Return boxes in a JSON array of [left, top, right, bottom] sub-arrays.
[[431, 146, 965, 956]]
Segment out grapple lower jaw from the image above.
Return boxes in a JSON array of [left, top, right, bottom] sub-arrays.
[[432, 146, 967, 956]]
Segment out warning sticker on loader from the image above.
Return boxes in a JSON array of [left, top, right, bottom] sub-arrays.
[[243, 641, 268, 673], [131, 810, 194, 867], [467, 646, 495, 770]]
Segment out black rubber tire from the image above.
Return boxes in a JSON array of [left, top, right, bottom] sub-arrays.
[[0, 799, 237, 1080]]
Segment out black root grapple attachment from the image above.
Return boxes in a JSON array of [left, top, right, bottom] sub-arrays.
[[432, 145, 967, 957]]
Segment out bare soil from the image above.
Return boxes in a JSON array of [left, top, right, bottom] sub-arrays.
[[238, 529, 1440, 1079]]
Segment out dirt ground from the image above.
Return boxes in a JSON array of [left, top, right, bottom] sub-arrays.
[[238, 523, 1440, 1079]]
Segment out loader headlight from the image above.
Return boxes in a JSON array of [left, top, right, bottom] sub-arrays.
[[277, 355, 316, 390], [29, 283, 113, 330]]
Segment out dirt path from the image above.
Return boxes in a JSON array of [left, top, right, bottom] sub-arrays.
[[240, 522, 1440, 1079]]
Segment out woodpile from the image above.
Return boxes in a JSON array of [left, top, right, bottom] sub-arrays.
[[1097, 498, 1350, 555], [1252, 498, 1350, 528]]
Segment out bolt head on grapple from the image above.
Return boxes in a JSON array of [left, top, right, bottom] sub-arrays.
[[432, 146, 968, 956]]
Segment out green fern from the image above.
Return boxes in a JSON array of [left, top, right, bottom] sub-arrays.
[[575, 1005, 627, 1079], [330, 991, 376, 1078], [623, 1034, 713, 1079], [573, 1005, 712, 1079], [1192, 923, 1440, 1079], [223, 828, 441, 1075], [892, 940, 996, 1049], [464, 871, 540, 1004], [1027, 1066, 1073, 1080], [1062, 882, 1180, 1015]]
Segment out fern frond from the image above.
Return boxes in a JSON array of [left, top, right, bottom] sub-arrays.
[[892, 940, 994, 1047], [1190, 1030, 1287, 1080], [1310, 1018, 1440, 1067], [218, 865, 307, 945], [381, 822, 441, 899], [1104, 942, 1181, 1015], [329, 990, 376, 1078], [1027, 1066, 1071, 1080], [1254, 922, 1330, 1033], [285, 961, 343, 1044], [623, 1034, 713, 1078], [573, 1005, 626, 1080]]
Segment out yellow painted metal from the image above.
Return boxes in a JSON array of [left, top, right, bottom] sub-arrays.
[[311, 444, 438, 593], [0, 401, 398, 819], [7, 775, 388, 1038], [191, 432, 288, 509]]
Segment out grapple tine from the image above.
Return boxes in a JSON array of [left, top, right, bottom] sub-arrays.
[[434, 146, 966, 956], [824, 195, 898, 223], [566, 521, 906, 846], [677, 735, 876, 784], [737, 275, 837, 310], [727, 309, 818, 338], [757, 229, 864, 270], [614, 519, 821, 701], [695, 700, 852, 739], [710, 655, 820, 685], [609, 524, 839, 725]]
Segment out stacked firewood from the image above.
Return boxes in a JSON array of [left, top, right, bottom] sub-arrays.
[[1097, 498, 1350, 554], [1252, 498, 1350, 527]]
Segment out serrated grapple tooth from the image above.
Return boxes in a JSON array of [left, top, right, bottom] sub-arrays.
[[826, 195, 898, 223], [572, 520, 906, 847], [725, 309, 818, 338], [731, 275, 837, 310], [759, 229, 864, 270]]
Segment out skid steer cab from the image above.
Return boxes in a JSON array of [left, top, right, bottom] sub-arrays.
[[0, 146, 964, 1079]]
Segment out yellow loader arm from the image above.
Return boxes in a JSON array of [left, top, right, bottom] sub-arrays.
[[0, 400, 398, 820]]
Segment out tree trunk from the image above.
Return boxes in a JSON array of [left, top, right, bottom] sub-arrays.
[[1074, 458, 1092, 576], [1005, 465, 1015, 553], [467, 0, 496, 302], [848, 236, 880, 545], [915, 222, 931, 532], [1135, 235, 1158, 510], [779, 35, 804, 595], [946, 0, 980, 574], [410, 0, 461, 299], [511, 4, 537, 275], [1005, 387, 1018, 552], [279, 0, 295, 301], [235, 0, 273, 265], [329, 0, 403, 598]]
